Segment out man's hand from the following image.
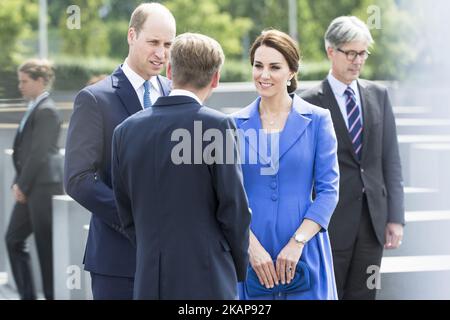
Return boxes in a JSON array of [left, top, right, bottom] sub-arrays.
[[384, 223, 404, 249], [12, 184, 27, 204]]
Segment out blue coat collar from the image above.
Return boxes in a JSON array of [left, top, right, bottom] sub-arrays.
[[234, 94, 313, 165]]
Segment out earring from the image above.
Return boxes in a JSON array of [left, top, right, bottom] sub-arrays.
[[287, 79, 292, 86]]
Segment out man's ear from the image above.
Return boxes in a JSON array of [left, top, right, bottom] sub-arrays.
[[210, 71, 220, 89], [127, 27, 136, 45], [167, 62, 173, 80], [326, 46, 334, 60]]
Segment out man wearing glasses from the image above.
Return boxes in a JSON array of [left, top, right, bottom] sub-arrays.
[[301, 16, 405, 300]]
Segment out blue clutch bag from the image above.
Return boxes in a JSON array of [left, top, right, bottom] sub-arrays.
[[245, 261, 311, 297]]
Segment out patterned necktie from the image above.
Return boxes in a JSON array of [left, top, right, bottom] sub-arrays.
[[143, 80, 152, 108], [344, 87, 363, 159]]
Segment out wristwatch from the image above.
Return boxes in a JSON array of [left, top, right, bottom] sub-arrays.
[[292, 233, 308, 246]]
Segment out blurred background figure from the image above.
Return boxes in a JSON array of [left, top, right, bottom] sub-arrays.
[[5, 58, 63, 300]]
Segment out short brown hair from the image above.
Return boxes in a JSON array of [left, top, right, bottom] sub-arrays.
[[18, 59, 55, 88], [250, 29, 301, 93], [170, 33, 225, 89], [129, 2, 175, 37]]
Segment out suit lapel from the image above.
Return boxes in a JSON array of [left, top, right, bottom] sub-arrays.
[[237, 98, 270, 165], [156, 76, 171, 97], [277, 95, 312, 162], [358, 81, 374, 165], [112, 67, 142, 116], [320, 79, 359, 162], [15, 96, 48, 145]]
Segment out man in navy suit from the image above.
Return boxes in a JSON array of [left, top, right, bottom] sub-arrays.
[[112, 33, 251, 299], [64, 3, 175, 299]]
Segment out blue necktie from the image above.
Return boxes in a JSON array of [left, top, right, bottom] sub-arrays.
[[344, 87, 363, 159], [143, 80, 152, 108]]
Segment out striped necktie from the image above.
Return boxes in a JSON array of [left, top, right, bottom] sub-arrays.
[[344, 87, 363, 160], [143, 80, 152, 108]]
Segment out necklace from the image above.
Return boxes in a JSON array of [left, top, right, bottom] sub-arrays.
[[260, 97, 292, 127]]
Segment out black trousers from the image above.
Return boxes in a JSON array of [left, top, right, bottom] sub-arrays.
[[5, 183, 62, 300], [331, 195, 384, 300]]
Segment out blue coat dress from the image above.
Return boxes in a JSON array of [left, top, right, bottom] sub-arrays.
[[233, 94, 340, 300]]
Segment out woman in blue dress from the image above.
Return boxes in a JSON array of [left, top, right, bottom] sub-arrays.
[[233, 29, 340, 300]]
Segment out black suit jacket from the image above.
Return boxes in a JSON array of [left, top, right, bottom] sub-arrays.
[[301, 79, 405, 250], [13, 96, 62, 195], [112, 95, 251, 299], [64, 66, 171, 277]]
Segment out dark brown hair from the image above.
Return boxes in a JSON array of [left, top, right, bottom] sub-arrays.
[[250, 29, 301, 93], [18, 59, 55, 88]]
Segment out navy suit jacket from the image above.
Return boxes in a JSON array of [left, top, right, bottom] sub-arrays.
[[64, 66, 171, 277], [111, 95, 251, 299]]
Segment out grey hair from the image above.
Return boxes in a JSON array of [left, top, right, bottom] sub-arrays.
[[324, 16, 374, 50]]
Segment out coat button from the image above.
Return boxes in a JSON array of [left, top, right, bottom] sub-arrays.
[[271, 194, 278, 201], [270, 182, 277, 189], [361, 168, 365, 173]]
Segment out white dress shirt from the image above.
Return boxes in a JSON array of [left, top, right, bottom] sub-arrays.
[[121, 60, 161, 108], [169, 89, 203, 105], [327, 72, 363, 128]]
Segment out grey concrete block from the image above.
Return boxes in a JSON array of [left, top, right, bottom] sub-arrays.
[[53, 195, 92, 300]]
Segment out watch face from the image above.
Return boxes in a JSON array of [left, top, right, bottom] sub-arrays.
[[295, 234, 306, 243]]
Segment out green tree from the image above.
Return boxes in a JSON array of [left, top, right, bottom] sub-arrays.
[[165, 0, 252, 59], [59, 0, 110, 57], [353, 0, 419, 79], [0, 0, 38, 66]]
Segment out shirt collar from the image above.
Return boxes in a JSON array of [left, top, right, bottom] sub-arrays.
[[29, 91, 49, 109], [327, 71, 358, 97], [169, 89, 202, 105], [122, 59, 160, 94]]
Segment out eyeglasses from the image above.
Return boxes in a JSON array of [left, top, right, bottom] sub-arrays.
[[337, 48, 370, 61]]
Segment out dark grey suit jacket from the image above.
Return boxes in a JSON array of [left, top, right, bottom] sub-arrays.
[[13, 96, 62, 195], [301, 79, 405, 250]]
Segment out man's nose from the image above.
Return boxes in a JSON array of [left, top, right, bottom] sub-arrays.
[[154, 46, 165, 59], [353, 53, 364, 64]]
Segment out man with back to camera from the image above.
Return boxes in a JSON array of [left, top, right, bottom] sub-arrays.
[[64, 3, 175, 299], [301, 16, 405, 300], [111, 33, 251, 299]]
